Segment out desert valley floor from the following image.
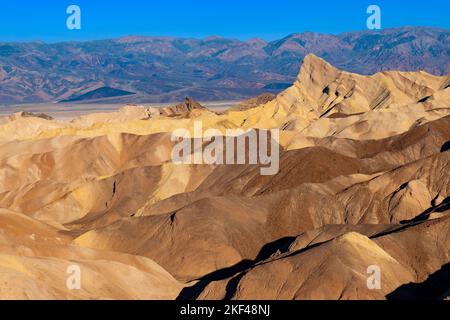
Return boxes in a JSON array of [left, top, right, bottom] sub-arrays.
[[0, 54, 449, 299]]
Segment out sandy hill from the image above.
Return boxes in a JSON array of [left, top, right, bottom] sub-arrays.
[[0, 54, 448, 299]]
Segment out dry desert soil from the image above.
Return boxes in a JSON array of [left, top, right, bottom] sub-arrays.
[[0, 54, 449, 300]]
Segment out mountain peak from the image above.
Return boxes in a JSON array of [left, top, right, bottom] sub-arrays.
[[245, 38, 267, 46], [262, 51, 448, 123], [296, 54, 340, 88], [302, 54, 335, 69]]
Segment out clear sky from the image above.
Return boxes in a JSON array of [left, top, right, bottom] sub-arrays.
[[0, 0, 449, 42]]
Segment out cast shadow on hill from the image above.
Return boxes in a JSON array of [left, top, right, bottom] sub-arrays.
[[440, 141, 450, 153], [386, 263, 450, 300], [176, 236, 296, 300], [370, 197, 450, 240], [399, 196, 450, 224]]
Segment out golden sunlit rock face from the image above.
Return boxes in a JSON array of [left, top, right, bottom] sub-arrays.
[[0, 54, 449, 300]]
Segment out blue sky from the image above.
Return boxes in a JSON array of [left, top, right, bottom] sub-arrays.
[[0, 0, 449, 42]]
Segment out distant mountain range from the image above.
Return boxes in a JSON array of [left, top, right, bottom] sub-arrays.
[[0, 27, 448, 105]]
